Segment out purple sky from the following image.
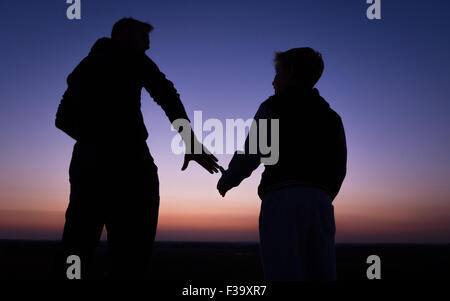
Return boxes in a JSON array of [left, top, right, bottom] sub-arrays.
[[0, 0, 449, 242]]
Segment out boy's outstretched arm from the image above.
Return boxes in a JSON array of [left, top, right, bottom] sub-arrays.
[[217, 103, 274, 196]]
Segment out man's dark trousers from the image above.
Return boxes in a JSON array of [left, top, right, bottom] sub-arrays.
[[57, 139, 159, 279]]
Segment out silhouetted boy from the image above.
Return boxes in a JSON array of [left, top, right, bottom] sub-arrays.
[[55, 18, 219, 279], [217, 48, 346, 280]]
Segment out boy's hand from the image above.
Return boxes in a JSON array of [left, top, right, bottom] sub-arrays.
[[217, 167, 230, 197]]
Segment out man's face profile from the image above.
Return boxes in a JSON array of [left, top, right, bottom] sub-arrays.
[[130, 31, 150, 53]]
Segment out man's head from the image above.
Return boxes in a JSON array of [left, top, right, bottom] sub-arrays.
[[272, 47, 324, 94], [111, 18, 153, 52]]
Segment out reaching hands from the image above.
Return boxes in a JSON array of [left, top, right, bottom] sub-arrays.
[[180, 143, 231, 197], [181, 148, 220, 174], [177, 126, 231, 195]]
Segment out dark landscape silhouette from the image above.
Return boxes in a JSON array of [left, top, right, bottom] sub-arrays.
[[1, 240, 449, 280]]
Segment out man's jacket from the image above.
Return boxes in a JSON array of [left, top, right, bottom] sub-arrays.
[[55, 37, 189, 143]]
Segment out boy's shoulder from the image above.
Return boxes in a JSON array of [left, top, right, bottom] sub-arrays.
[[260, 94, 278, 107], [253, 95, 278, 119], [259, 90, 343, 126]]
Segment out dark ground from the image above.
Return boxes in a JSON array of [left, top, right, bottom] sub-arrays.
[[0, 240, 448, 280]]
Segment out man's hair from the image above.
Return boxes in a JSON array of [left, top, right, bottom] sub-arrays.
[[111, 18, 153, 40], [274, 47, 324, 88]]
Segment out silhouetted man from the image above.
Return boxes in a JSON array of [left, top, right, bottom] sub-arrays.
[[55, 18, 219, 279], [217, 48, 346, 280]]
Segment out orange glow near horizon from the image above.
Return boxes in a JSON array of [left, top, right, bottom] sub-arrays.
[[1, 186, 449, 243]]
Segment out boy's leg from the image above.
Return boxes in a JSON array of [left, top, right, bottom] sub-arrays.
[[308, 191, 336, 280], [259, 188, 311, 280], [259, 186, 336, 281]]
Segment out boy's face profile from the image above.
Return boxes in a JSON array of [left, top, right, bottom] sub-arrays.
[[272, 62, 296, 94]]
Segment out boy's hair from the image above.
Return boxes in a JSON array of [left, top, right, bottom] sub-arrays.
[[274, 47, 324, 88], [111, 18, 153, 40]]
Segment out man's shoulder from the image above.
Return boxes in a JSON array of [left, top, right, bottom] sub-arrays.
[[89, 37, 112, 55], [326, 106, 343, 125]]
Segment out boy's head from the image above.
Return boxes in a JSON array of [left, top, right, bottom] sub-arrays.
[[111, 18, 153, 53], [272, 47, 324, 94]]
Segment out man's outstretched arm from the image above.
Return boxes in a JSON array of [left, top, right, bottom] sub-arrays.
[[141, 55, 189, 123], [142, 56, 219, 173]]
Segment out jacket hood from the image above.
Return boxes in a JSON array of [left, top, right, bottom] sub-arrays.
[[267, 88, 331, 115], [89, 37, 113, 55]]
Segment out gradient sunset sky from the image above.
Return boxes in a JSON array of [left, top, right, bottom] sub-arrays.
[[0, 0, 449, 243]]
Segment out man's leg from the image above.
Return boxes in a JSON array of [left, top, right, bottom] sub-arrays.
[[105, 197, 159, 279], [105, 148, 160, 279], [54, 180, 105, 280]]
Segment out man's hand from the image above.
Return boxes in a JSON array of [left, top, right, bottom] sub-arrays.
[[178, 127, 220, 174], [217, 167, 230, 197], [181, 147, 220, 174]]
